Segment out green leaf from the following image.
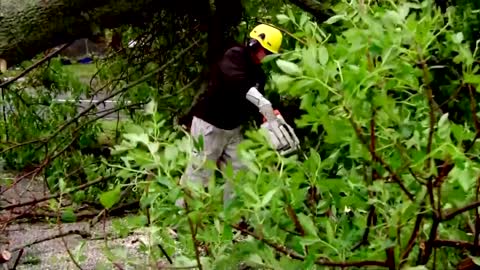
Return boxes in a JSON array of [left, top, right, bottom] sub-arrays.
[[452, 32, 464, 44], [451, 163, 476, 192], [318, 46, 329, 65], [61, 208, 77, 223], [144, 100, 157, 115], [276, 59, 302, 76], [261, 188, 278, 207], [243, 186, 260, 204], [124, 133, 149, 146], [262, 53, 281, 64], [99, 185, 121, 209], [247, 254, 264, 265], [125, 215, 148, 228], [325, 220, 334, 243], [438, 113, 451, 139], [164, 145, 178, 161], [298, 213, 318, 237], [464, 73, 480, 85], [276, 14, 290, 24], [402, 266, 428, 270], [471, 256, 480, 266], [274, 74, 296, 93], [325, 14, 346, 24]]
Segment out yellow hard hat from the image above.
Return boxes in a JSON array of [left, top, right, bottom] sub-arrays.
[[249, 24, 283, 54]]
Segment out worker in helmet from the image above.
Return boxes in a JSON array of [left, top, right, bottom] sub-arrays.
[[177, 24, 299, 208]]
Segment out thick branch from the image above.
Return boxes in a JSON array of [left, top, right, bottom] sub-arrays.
[[432, 239, 475, 249], [288, 0, 331, 22], [443, 200, 480, 221]]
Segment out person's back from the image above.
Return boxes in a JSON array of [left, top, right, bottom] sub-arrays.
[[192, 45, 266, 130]]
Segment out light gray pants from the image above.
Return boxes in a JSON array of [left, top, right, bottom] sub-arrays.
[[178, 116, 244, 207]]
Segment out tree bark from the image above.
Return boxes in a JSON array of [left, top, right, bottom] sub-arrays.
[[288, 0, 332, 22], [0, 0, 208, 67]]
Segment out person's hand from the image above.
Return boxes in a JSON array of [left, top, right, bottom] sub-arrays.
[[261, 110, 300, 155]]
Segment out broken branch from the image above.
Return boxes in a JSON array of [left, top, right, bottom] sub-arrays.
[[11, 230, 91, 252]]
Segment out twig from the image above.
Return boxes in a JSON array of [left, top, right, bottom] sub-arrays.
[[1, 88, 8, 141], [468, 85, 480, 131], [409, 168, 427, 186], [385, 247, 395, 270], [0, 43, 72, 89], [419, 55, 436, 171], [432, 239, 475, 249], [12, 248, 23, 269], [420, 219, 439, 264], [0, 164, 42, 196], [352, 205, 375, 251], [465, 85, 480, 153], [0, 139, 44, 155], [11, 230, 91, 252], [465, 131, 480, 153], [158, 244, 173, 265], [353, 116, 378, 251], [231, 224, 387, 267], [286, 203, 305, 236], [184, 200, 202, 270], [443, 200, 480, 221], [439, 84, 465, 108], [346, 109, 415, 201], [475, 176, 480, 254], [56, 193, 84, 270], [11, 201, 139, 222], [400, 199, 426, 265], [0, 176, 108, 211], [113, 263, 125, 270]]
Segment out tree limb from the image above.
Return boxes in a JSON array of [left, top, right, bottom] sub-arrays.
[[432, 239, 475, 249], [11, 230, 91, 252], [443, 200, 480, 221], [0, 176, 110, 211], [0, 43, 71, 89]]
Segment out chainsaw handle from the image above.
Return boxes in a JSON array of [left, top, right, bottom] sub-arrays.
[[262, 109, 281, 123]]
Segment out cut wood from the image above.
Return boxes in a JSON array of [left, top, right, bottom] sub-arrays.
[[0, 250, 11, 264]]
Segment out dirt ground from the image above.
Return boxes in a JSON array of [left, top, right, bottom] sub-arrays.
[[0, 172, 152, 270]]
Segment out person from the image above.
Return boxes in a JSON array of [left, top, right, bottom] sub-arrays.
[[177, 24, 299, 208]]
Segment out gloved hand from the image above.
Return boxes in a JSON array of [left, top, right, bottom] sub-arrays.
[[260, 106, 300, 155]]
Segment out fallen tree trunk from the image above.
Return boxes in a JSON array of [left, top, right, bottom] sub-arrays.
[[0, 0, 208, 67]]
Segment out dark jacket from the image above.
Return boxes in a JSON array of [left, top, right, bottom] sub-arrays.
[[191, 45, 267, 130]]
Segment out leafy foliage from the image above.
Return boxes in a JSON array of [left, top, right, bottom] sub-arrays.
[[1, 0, 480, 269], [99, 0, 480, 268]]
